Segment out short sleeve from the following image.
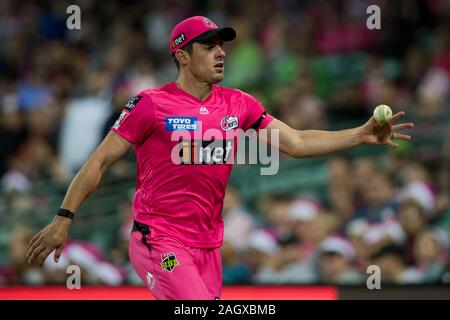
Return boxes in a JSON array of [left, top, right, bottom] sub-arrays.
[[110, 93, 156, 145], [241, 91, 273, 130]]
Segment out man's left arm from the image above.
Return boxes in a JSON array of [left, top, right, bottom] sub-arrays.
[[259, 111, 414, 158]]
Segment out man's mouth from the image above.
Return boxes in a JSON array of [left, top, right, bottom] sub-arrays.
[[214, 62, 224, 69]]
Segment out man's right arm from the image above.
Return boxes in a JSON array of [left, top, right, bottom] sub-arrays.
[[27, 131, 131, 265]]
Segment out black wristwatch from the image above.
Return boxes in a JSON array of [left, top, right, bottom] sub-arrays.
[[56, 208, 75, 220]]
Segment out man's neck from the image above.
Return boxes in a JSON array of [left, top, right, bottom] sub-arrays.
[[175, 73, 213, 101]]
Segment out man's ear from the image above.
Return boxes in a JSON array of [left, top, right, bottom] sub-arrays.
[[175, 50, 190, 67]]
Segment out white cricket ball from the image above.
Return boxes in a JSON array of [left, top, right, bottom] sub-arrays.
[[373, 104, 393, 124]]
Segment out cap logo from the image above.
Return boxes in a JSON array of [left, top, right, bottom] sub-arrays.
[[203, 17, 217, 28], [172, 33, 186, 48]]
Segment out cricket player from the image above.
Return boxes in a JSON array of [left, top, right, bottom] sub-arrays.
[[26, 16, 413, 299]]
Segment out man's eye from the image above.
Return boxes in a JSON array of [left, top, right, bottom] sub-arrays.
[[207, 46, 214, 50]]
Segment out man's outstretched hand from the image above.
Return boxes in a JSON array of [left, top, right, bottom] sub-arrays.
[[26, 216, 71, 266], [360, 111, 414, 147]]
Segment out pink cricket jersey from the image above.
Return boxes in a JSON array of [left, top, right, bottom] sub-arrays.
[[111, 82, 273, 248]]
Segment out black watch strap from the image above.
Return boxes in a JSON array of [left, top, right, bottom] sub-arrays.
[[56, 208, 75, 220]]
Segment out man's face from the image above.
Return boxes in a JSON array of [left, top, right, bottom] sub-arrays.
[[319, 252, 348, 281], [183, 37, 226, 84]]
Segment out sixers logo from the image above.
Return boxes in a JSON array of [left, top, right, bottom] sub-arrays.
[[203, 17, 217, 28], [220, 115, 239, 131]]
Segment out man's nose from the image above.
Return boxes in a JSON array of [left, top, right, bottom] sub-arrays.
[[216, 45, 226, 58]]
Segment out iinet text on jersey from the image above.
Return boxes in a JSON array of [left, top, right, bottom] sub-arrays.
[[169, 124, 280, 176]]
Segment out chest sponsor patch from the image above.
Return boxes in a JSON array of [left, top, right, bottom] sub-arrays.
[[165, 116, 199, 131], [176, 139, 234, 165]]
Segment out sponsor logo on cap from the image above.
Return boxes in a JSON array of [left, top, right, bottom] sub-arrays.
[[172, 33, 186, 48], [203, 17, 217, 28]]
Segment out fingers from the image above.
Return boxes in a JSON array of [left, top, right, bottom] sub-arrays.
[[35, 248, 53, 266], [28, 231, 42, 250], [54, 246, 64, 263], [385, 138, 400, 148], [390, 111, 405, 122], [29, 245, 54, 266], [371, 117, 384, 127], [393, 133, 411, 141], [392, 122, 414, 131], [28, 244, 46, 265], [27, 234, 43, 260]]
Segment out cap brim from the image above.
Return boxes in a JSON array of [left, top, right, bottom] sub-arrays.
[[193, 27, 236, 43]]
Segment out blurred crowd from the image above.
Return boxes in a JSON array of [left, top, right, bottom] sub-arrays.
[[0, 0, 449, 285], [222, 155, 450, 285]]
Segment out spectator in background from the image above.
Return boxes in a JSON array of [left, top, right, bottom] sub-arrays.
[[289, 198, 333, 265], [398, 199, 428, 264], [345, 219, 371, 272], [352, 157, 378, 200], [244, 229, 280, 283], [17, 68, 54, 113], [279, 74, 328, 131], [354, 171, 398, 223], [0, 225, 45, 285], [313, 1, 373, 55], [370, 244, 423, 284], [281, 94, 328, 131], [400, 162, 437, 217], [253, 197, 334, 284], [361, 218, 406, 258], [317, 236, 364, 285], [327, 157, 355, 227], [416, 63, 449, 120], [2, 134, 66, 194], [59, 69, 112, 178], [126, 59, 159, 95], [221, 16, 264, 90], [223, 186, 256, 252], [413, 229, 448, 283], [262, 14, 301, 89], [44, 240, 125, 285], [258, 193, 295, 244], [0, 80, 27, 176], [253, 238, 317, 284], [221, 240, 251, 285], [257, 198, 338, 283], [0, 82, 64, 192], [1, 148, 32, 194]]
